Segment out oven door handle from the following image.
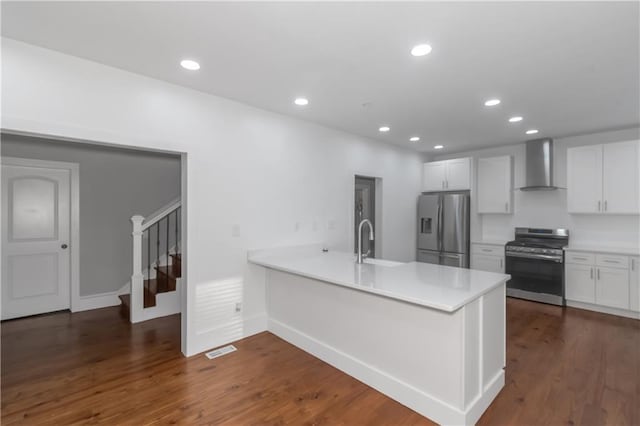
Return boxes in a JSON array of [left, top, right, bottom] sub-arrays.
[[506, 252, 563, 263]]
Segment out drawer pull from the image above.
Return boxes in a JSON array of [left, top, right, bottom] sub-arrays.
[[482, 249, 492, 252], [573, 256, 587, 260], [603, 260, 620, 263]]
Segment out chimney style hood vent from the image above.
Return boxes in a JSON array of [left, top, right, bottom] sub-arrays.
[[520, 138, 560, 191]]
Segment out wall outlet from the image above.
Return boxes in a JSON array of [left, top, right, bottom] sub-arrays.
[[235, 302, 242, 313]]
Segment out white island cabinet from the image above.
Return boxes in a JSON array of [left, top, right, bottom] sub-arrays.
[[249, 247, 510, 425]]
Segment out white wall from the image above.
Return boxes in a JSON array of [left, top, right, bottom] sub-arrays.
[[1, 38, 423, 356], [435, 127, 640, 247], [1, 134, 181, 296]]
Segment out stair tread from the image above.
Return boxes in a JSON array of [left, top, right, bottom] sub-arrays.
[[155, 265, 181, 279]]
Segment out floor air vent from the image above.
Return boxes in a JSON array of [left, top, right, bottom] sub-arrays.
[[205, 345, 237, 360]]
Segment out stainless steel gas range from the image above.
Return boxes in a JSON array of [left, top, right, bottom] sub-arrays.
[[505, 228, 569, 306]]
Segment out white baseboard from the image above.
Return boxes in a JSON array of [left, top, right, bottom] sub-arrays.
[[268, 317, 474, 425], [186, 313, 267, 357], [566, 300, 640, 320], [72, 282, 130, 313], [465, 371, 505, 425], [72, 291, 122, 312]]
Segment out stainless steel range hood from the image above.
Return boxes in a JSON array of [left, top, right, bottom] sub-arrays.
[[520, 138, 559, 191]]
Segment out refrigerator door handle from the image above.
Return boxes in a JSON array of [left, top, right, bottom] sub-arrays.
[[437, 199, 443, 252]]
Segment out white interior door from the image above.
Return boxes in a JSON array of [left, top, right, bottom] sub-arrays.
[[2, 162, 71, 319]]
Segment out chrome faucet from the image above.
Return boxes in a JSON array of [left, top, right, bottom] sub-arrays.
[[356, 219, 375, 264]]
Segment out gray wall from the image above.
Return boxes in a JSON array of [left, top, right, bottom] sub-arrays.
[[2, 133, 181, 296]]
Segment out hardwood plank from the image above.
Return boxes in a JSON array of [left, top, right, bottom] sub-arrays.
[[2, 298, 639, 425]]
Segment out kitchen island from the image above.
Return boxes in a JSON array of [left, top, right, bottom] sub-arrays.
[[248, 246, 510, 425]]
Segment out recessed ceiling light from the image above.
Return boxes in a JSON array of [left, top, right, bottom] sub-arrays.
[[409, 136, 420, 142], [434, 145, 444, 150], [509, 116, 523, 123], [294, 97, 309, 106], [526, 129, 539, 135], [180, 59, 200, 71], [379, 126, 390, 132], [411, 44, 433, 57], [484, 99, 501, 107]]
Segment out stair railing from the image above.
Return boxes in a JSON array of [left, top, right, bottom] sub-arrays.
[[130, 198, 181, 323]]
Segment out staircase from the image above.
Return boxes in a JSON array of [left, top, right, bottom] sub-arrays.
[[122, 199, 182, 323], [119, 253, 181, 315]]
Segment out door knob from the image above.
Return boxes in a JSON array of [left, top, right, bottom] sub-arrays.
[[61, 244, 68, 249]]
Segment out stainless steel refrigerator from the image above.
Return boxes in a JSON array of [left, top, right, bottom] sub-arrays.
[[417, 192, 470, 268]]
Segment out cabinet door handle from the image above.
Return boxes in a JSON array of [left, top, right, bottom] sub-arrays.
[[446, 180, 449, 189], [590, 267, 593, 279], [633, 258, 636, 271], [500, 258, 503, 269], [604, 200, 608, 211], [598, 201, 601, 211], [597, 268, 600, 280], [505, 202, 509, 212], [442, 181, 445, 189]]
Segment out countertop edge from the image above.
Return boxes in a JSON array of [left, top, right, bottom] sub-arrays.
[[249, 257, 509, 313], [563, 246, 640, 256]]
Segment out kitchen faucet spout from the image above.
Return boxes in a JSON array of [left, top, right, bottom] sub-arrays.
[[356, 219, 374, 264]]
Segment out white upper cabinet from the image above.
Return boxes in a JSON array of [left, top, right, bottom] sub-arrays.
[[602, 141, 639, 213], [567, 140, 639, 214], [477, 156, 512, 214], [567, 145, 603, 213], [423, 161, 447, 192], [444, 158, 471, 191], [422, 158, 470, 192]]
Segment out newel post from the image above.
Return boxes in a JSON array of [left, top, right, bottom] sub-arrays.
[[130, 215, 145, 323]]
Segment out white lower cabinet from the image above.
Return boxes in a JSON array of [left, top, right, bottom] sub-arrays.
[[630, 257, 639, 312], [595, 266, 629, 309], [565, 250, 637, 316], [565, 263, 595, 304], [472, 254, 504, 273], [471, 243, 505, 273]]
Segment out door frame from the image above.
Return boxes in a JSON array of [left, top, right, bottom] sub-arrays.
[[350, 172, 383, 258], [2, 156, 80, 313]]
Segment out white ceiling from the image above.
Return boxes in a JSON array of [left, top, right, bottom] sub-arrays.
[[2, 2, 639, 153]]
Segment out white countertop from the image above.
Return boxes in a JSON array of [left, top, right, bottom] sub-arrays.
[[249, 248, 510, 312], [471, 240, 508, 246], [564, 245, 640, 256]]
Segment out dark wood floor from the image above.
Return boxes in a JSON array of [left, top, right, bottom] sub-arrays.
[[2, 298, 638, 425]]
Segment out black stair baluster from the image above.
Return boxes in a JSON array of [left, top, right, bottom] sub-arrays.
[[175, 209, 178, 255], [146, 228, 150, 280], [166, 215, 169, 270]]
